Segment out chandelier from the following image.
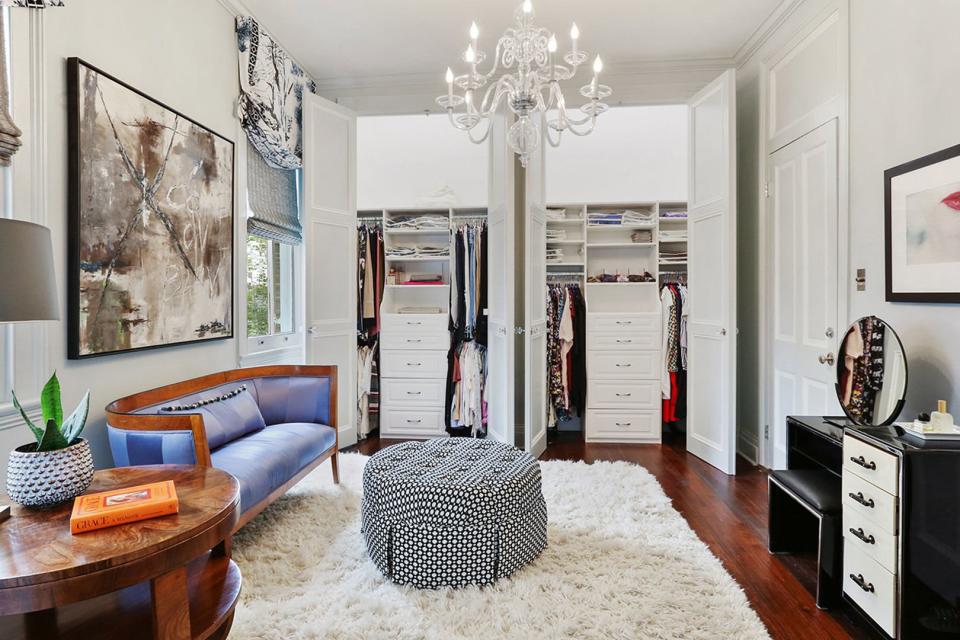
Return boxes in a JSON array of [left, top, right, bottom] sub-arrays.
[[436, 0, 611, 167]]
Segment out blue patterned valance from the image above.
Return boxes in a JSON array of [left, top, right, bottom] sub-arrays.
[[236, 16, 316, 171]]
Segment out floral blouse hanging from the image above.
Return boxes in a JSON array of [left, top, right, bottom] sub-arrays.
[[236, 16, 317, 170]]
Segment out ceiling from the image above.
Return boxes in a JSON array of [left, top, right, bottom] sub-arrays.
[[242, 0, 784, 83]]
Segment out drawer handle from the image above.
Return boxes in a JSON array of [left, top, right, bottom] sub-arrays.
[[406, 362, 422, 366], [849, 573, 875, 593], [406, 391, 422, 396], [616, 339, 633, 344], [615, 422, 632, 427], [615, 392, 632, 397], [849, 527, 876, 545], [407, 338, 423, 343], [615, 320, 633, 325], [406, 418, 422, 424], [616, 363, 632, 368], [849, 455, 877, 471], [406, 321, 422, 325], [848, 491, 875, 509]]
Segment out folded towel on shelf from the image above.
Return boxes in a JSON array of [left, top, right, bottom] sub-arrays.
[[631, 229, 653, 243], [621, 209, 654, 224], [546, 208, 569, 222], [546, 229, 568, 241], [660, 209, 688, 218], [659, 230, 688, 241], [385, 215, 449, 230], [408, 273, 442, 282]]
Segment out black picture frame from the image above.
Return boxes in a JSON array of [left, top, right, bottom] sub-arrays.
[[884, 142, 960, 303], [67, 57, 235, 359]]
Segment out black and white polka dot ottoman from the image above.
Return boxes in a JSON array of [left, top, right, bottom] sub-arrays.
[[361, 438, 548, 589]]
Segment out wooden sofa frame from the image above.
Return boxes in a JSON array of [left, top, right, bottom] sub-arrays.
[[105, 365, 339, 531]]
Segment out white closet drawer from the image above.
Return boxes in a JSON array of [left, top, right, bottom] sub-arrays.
[[586, 410, 658, 440], [589, 333, 659, 351], [381, 350, 447, 379], [587, 314, 659, 334], [843, 436, 899, 496], [588, 351, 659, 379], [380, 407, 446, 438], [381, 313, 448, 334], [381, 332, 450, 351], [843, 470, 898, 534], [843, 541, 897, 637], [587, 380, 659, 409], [843, 505, 898, 573], [381, 379, 445, 408]]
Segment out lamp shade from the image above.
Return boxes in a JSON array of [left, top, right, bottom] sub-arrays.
[[0, 218, 59, 322]]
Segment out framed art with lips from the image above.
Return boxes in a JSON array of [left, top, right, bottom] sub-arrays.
[[885, 142, 960, 303]]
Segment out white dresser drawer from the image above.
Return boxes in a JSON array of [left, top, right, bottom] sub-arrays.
[[381, 332, 450, 351], [587, 380, 659, 409], [843, 469, 898, 534], [381, 350, 447, 379], [587, 351, 659, 379], [586, 409, 659, 441], [381, 379, 445, 408], [381, 313, 448, 334], [380, 407, 446, 438], [589, 333, 659, 351], [844, 436, 899, 496], [844, 541, 897, 637], [587, 313, 659, 334], [843, 504, 898, 573]]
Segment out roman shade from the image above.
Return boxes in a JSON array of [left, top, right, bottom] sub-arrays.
[[246, 144, 302, 244]]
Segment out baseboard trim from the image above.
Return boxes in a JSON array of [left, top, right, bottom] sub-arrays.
[[737, 433, 759, 465]]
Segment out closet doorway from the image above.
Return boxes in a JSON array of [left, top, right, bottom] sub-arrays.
[[766, 119, 842, 468]]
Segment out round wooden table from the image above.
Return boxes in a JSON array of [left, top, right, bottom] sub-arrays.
[[0, 465, 241, 640]]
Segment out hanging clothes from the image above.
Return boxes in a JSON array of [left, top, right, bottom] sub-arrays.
[[546, 283, 587, 428], [357, 222, 384, 438], [357, 342, 377, 439], [446, 221, 489, 437], [661, 281, 688, 426]]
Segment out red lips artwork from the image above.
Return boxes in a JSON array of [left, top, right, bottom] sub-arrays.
[[942, 191, 960, 211]]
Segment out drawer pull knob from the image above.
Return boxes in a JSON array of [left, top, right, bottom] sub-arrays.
[[406, 418, 422, 424], [617, 339, 633, 344], [406, 321, 422, 325], [849, 527, 876, 545], [406, 391, 422, 396], [407, 338, 422, 343], [406, 362, 422, 366], [615, 392, 632, 397], [848, 491, 875, 508], [616, 363, 632, 368], [615, 422, 632, 427], [850, 455, 877, 471], [616, 320, 633, 325], [849, 573, 875, 593]]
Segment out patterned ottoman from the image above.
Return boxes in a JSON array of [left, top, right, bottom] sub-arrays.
[[361, 438, 547, 589]]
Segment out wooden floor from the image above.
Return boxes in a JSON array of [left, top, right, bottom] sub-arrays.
[[348, 429, 878, 640]]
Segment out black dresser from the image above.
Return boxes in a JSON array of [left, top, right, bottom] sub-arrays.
[[786, 416, 960, 638]]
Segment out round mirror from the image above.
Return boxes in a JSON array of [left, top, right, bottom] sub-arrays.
[[835, 315, 908, 426]]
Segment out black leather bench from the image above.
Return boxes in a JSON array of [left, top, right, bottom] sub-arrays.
[[768, 469, 842, 609]]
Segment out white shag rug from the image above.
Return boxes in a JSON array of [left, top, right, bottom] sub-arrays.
[[231, 453, 770, 640]]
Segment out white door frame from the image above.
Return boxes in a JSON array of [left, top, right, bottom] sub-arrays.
[[756, 2, 850, 468]]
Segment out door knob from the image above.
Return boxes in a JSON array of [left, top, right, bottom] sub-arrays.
[[825, 327, 835, 338], [719, 328, 727, 336], [818, 353, 835, 366]]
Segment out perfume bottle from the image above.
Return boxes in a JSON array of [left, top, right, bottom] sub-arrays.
[[930, 400, 955, 432]]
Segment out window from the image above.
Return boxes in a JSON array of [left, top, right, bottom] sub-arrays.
[[246, 234, 294, 338]]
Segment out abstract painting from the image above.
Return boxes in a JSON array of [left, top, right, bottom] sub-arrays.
[[67, 58, 234, 358], [886, 142, 960, 303]]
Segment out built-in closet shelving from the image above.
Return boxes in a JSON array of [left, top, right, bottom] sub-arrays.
[[545, 201, 687, 444]]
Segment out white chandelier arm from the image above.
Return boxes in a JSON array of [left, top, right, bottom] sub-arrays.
[[546, 122, 563, 147], [564, 114, 598, 136], [466, 116, 494, 144]]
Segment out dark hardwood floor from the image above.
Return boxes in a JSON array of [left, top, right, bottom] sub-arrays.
[[348, 428, 878, 640]]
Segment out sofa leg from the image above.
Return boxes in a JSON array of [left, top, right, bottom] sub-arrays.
[[331, 452, 340, 485]]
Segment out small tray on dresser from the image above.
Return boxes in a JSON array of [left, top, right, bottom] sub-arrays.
[[896, 422, 960, 440]]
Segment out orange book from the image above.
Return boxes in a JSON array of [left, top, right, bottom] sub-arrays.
[[70, 481, 179, 534]]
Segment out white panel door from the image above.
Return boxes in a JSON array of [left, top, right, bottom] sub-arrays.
[[303, 93, 358, 449], [687, 69, 737, 475], [524, 120, 547, 457], [768, 120, 841, 468], [486, 113, 516, 445]]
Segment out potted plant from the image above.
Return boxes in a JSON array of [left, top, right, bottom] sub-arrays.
[[7, 372, 93, 507]]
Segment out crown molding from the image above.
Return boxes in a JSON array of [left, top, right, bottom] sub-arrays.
[[734, 0, 807, 67]]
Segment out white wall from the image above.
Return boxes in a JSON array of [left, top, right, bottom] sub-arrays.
[[847, 0, 960, 418], [545, 105, 688, 204], [357, 113, 487, 210], [0, 0, 242, 477]]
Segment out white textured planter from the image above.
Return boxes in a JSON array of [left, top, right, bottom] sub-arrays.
[[6, 438, 95, 507]]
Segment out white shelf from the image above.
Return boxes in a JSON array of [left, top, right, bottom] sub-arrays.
[[585, 281, 657, 286], [384, 228, 450, 235], [586, 223, 656, 230], [386, 283, 450, 289], [547, 261, 585, 267], [547, 218, 586, 225], [659, 238, 688, 243], [546, 239, 585, 245], [587, 242, 656, 248], [385, 255, 450, 262]]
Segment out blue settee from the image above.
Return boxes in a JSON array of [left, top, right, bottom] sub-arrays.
[[106, 365, 339, 530]]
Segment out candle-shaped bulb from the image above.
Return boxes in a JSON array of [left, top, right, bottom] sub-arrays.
[[570, 23, 579, 41], [465, 45, 476, 63], [522, 0, 533, 14], [469, 21, 479, 41], [548, 34, 557, 53], [445, 67, 454, 84], [593, 55, 603, 74]]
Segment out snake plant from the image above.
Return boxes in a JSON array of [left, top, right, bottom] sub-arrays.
[[12, 372, 90, 452]]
